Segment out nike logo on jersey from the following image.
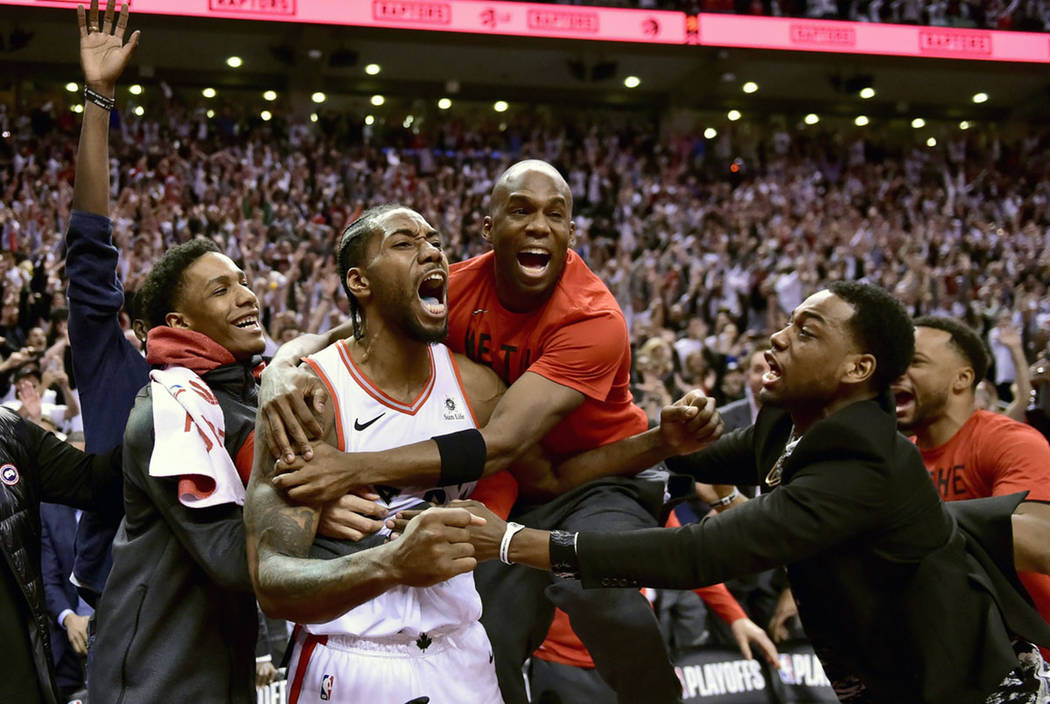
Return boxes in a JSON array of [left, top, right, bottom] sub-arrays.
[[354, 413, 384, 431]]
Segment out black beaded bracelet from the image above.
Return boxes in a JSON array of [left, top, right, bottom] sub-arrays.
[[84, 87, 115, 112], [549, 530, 580, 579]]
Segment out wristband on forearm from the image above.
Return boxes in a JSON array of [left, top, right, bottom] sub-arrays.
[[709, 487, 740, 509], [499, 522, 526, 565], [549, 530, 580, 579], [432, 427, 486, 486], [84, 87, 115, 111]]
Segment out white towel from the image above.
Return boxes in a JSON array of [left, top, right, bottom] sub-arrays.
[[148, 366, 245, 508]]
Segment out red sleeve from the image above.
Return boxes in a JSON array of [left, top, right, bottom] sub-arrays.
[[665, 511, 748, 624], [527, 311, 629, 402], [471, 470, 519, 520], [983, 421, 1050, 502], [694, 583, 748, 624]]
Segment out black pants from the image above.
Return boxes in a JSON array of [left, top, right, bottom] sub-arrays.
[[475, 474, 682, 704]]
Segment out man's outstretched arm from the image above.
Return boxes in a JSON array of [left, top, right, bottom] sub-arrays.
[[269, 369, 585, 503]]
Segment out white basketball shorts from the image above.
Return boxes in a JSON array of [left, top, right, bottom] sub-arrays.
[[286, 622, 503, 704]]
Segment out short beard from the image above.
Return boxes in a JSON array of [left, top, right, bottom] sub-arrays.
[[406, 318, 448, 344]]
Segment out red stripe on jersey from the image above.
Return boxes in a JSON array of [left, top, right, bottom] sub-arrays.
[[446, 352, 480, 427], [339, 340, 436, 415], [304, 357, 345, 452]]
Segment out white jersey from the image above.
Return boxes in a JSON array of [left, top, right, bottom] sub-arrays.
[[302, 340, 481, 639]]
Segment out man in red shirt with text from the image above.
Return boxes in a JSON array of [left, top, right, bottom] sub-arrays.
[[894, 315, 1050, 659], [264, 160, 715, 702]]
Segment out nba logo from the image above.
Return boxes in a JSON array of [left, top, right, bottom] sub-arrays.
[[320, 674, 335, 701]]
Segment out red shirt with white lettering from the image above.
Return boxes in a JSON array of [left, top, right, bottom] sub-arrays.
[[918, 409, 1050, 657], [447, 250, 647, 455]]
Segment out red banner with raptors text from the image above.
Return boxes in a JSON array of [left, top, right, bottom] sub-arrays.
[[3, 0, 1048, 61]]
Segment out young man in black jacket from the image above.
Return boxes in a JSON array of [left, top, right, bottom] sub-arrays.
[[456, 281, 1050, 704]]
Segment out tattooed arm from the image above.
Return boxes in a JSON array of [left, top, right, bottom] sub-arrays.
[[244, 370, 482, 624]]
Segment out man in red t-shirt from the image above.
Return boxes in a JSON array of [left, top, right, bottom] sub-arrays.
[[265, 161, 721, 702], [894, 315, 1050, 658]]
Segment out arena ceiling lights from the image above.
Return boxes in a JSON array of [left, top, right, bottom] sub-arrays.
[[6, 0, 1049, 63], [972, 92, 989, 103], [365, 63, 381, 75]]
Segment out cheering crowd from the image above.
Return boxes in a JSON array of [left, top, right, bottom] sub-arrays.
[[3, 100, 1049, 428], [2, 2, 1050, 703]]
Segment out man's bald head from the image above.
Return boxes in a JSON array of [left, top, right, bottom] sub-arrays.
[[490, 160, 573, 216]]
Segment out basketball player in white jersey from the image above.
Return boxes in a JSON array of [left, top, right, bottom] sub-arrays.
[[245, 204, 516, 704]]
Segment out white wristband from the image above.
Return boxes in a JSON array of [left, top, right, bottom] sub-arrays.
[[709, 487, 740, 509], [499, 522, 526, 565]]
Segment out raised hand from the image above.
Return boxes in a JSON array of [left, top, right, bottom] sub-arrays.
[[78, 0, 140, 96]]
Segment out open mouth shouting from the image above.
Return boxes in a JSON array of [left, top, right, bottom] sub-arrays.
[[892, 385, 915, 419], [417, 270, 447, 318], [762, 351, 783, 389], [516, 247, 551, 281]]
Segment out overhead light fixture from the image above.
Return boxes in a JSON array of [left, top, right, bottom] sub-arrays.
[[742, 81, 758, 94], [365, 63, 381, 75], [370, 94, 385, 106], [311, 91, 326, 104], [623, 75, 641, 88], [309, 113, 318, 122], [911, 118, 925, 129], [262, 90, 277, 101], [959, 120, 971, 130], [133, 105, 144, 116], [854, 115, 869, 126], [859, 87, 876, 99], [206, 109, 215, 118], [494, 100, 509, 112], [364, 115, 375, 126], [226, 56, 243, 68], [71, 104, 83, 113], [129, 84, 142, 95], [65, 82, 78, 93], [260, 110, 272, 121], [202, 87, 216, 98], [437, 98, 452, 110], [926, 137, 937, 147], [972, 92, 988, 104], [727, 109, 741, 121], [804, 113, 819, 125], [403, 115, 414, 128], [703, 127, 717, 139]]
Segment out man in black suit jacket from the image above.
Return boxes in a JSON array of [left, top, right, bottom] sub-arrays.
[[457, 281, 1050, 703], [40, 502, 88, 699]]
